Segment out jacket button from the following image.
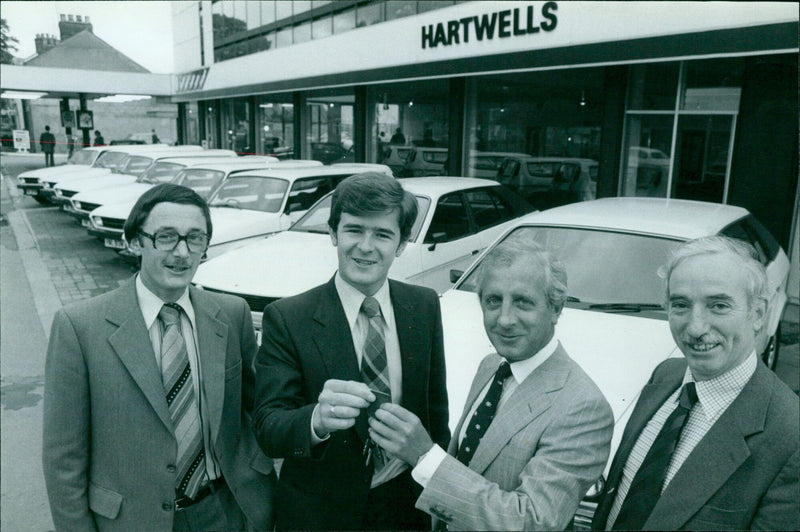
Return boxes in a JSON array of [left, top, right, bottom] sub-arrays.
[[162, 502, 172, 512], [166, 464, 176, 473]]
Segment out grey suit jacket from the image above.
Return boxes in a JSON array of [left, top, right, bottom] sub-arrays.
[[415, 344, 614, 531], [592, 358, 799, 531], [43, 278, 275, 532]]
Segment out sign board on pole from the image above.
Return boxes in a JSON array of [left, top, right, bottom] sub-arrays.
[[61, 110, 75, 128], [76, 110, 94, 130], [13, 130, 30, 152]]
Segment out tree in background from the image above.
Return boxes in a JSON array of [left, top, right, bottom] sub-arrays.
[[1, 18, 19, 64]]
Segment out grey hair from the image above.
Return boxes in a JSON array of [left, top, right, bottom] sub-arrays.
[[476, 233, 568, 312], [659, 235, 768, 307]]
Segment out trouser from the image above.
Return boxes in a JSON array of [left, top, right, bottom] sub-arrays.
[[44, 152, 54, 167]]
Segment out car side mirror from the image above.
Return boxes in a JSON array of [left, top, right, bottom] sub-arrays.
[[426, 231, 447, 251], [449, 269, 464, 284], [286, 202, 302, 214]]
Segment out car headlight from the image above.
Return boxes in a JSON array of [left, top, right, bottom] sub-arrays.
[[55, 189, 63, 197], [42, 182, 52, 189], [91, 216, 103, 227], [72, 200, 81, 210]]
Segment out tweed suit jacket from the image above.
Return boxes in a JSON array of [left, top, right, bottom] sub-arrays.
[[252, 276, 450, 530], [592, 358, 800, 531], [43, 277, 276, 532], [415, 344, 614, 531]]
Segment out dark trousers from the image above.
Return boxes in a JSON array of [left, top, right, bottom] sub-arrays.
[[44, 152, 54, 167], [361, 469, 430, 531], [172, 483, 247, 532]]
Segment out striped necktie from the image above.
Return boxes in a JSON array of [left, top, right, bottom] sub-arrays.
[[612, 382, 698, 530], [360, 296, 391, 470], [159, 303, 206, 499]]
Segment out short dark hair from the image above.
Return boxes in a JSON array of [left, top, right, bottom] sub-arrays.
[[123, 184, 212, 243], [45, 126, 50, 131], [327, 172, 417, 242]]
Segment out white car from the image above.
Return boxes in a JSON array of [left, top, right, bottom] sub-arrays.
[[497, 156, 598, 209], [88, 159, 324, 251], [200, 163, 397, 260], [436, 197, 789, 527], [192, 176, 535, 330], [54, 148, 236, 210]]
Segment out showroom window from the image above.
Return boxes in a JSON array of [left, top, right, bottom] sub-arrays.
[[222, 98, 252, 154], [306, 91, 355, 164], [620, 58, 743, 203], [257, 97, 294, 159], [463, 68, 604, 210]]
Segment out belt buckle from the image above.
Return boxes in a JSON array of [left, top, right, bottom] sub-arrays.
[[174, 495, 191, 512]]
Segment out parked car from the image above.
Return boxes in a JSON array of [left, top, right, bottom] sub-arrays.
[[548, 158, 598, 206], [436, 197, 789, 527], [311, 142, 354, 164], [497, 156, 598, 209], [88, 159, 323, 252], [53, 148, 236, 210], [191, 177, 535, 333], [380, 144, 414, 175], [627, 146, 670, 190], [399, 146, 449, 177], [468, 151, 530, 179], [200, 163, 394, 260]]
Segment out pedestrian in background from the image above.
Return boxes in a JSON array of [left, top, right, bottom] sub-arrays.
[[253, 172, 450, 530], [43, 184, 276, 531], [152, 129, 161, 144], [93, 130, 105, 146], [40, 125, 55, 167]]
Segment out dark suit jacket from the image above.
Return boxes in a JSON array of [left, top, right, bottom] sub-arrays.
[[592, 358, 799, 531], [253, 277, 450, 530], [43, 278, 276, 532]]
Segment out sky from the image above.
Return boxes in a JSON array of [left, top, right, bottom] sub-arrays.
[[2, 1, 175, 73]]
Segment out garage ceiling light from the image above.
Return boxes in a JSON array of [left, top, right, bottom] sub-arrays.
[[1, 91, 47, 99], [94, 94, 152, 103]]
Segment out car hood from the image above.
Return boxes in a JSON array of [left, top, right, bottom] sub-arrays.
[[57, 174, 137, 194], [91, 199, 137, 219], [72, 182, 153, 205], [19, 165, 92, 179], [194, 231, 339, 298], [208, 208, 282, 246], [439, 289, 681, 443], [46, 168, 112, 185]]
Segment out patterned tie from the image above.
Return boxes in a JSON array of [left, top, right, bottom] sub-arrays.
[[360, 296, 391, 470], [457, 361, 512, 466], [612, 382, 699, 530], [159, 303, 206, 499]]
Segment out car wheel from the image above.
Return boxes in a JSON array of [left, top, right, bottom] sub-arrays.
[[761, 324, 781, 370]]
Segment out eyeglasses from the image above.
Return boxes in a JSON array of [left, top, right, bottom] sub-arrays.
[[138, 229, 209, 253]]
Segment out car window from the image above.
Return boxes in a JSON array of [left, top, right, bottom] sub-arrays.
[[422, 150, 448, 164], [94, 151, 128, 169], [589, 165, 599, 181], [497, 159, 520, 183], [122, 156, 155, 176], [471, 156, 499, 171], [554, 164, 581, 184], [526, 162, 560, 178], [174, 169, 226, 199], [458, 226, 683, 314], [744, 215, 780, 263], [68, 149, 96, 165], [424, 193, 471, 244], [720, 219, 768, 264], [208, 176, 289, 212], [137, 162, 184, 184], [465, 188, 515, 230]]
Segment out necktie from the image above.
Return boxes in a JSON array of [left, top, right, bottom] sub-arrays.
[[360, 296, 391, 470], [611, 382, 698, 530], [457, 361, 512, 466], [159, 303, 206, 499]]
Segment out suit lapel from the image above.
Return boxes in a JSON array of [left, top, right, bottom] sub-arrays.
[[106, 279, 173, 431], [448, 357, 498, 455], [645, 365, 769, 529], [190, 287, 228, 444], [468, 345, 571, 474], [391, 281, 427, 417]]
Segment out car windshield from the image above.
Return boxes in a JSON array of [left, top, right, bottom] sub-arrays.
[[457, 226, 684, 315], [137, 162, 184, 184], [174, 169, 226, 199], [290, 193, 431, 242], [121, 156, 154, 176], [207, 176, 289, 212], [93, 151, 129, 169], [67, 149, 96, 165]]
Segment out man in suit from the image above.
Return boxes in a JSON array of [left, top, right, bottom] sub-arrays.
[[253, 172, 450, 530], [40, 125, 55, 166], [592, 235, 799, 531], [370, 236, 614, 530], [43, 184, 276, 531]]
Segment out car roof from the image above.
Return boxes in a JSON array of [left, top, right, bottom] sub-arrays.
[[516, 197, 748, 240], [138, 149, 237, 160], [179, 159, 320, 173], [147, 156, 244, 166], [397, 176, 500, 197], [230, 163, 392, 180], [512, 156, 598, 165]]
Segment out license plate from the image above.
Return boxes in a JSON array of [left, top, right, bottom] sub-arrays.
[[24, 189, 38, 195], [80, 219, 91, 227], [104, 238, 125, 249]]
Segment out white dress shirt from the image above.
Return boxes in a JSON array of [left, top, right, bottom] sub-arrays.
[[607, 351, 757, 527], [135, 275, 220, 481], [412, 335, 560, 487]]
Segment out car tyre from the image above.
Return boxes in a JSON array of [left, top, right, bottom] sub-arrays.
[[761, 324, 781, 370]]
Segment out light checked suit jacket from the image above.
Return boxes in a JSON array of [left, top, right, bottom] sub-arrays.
[[592, 358, 800, 531], [415, 344, 614, 531], [43, 277, 276, 532]]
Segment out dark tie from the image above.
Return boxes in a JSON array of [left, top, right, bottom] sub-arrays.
[[360, 296, 391, 470], [612, 382, 699, 530], [159, 303, 206, 499], [457, 361, 512, 466]]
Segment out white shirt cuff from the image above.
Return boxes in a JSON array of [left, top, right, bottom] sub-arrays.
[[310, 404, 330, 445], [411, 444, 447, 487]]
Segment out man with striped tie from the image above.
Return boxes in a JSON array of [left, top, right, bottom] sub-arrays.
[[43, 184, 276, 531], [253, 172, 450, 530], [592, 236, 799, 531]]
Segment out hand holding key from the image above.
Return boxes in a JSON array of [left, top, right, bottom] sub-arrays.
[[313, 379, 375, 438]]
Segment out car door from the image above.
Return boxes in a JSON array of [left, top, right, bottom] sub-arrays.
[[465, 187, 529, 249], [415, 192, 481, 293]]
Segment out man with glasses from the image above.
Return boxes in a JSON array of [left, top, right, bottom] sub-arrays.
[[43, 184, 276, 531]]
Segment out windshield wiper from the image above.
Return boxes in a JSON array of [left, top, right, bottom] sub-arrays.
[[566, 296, 581, 303], [588, 302, 664, 312], [294, 228, 328, 234], [209, 203, 241, 209]]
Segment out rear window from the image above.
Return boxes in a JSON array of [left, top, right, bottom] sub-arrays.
[[175, 169, 226, 198], [422, 151, 448, 164], [122, 156, 154, 176]]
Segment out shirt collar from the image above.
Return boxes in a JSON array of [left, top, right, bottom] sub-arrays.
[[680, 350, 757, 419], [135, 274, 195, 329], [334, 272, 392, 329], [506, 335, 560, 384]]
